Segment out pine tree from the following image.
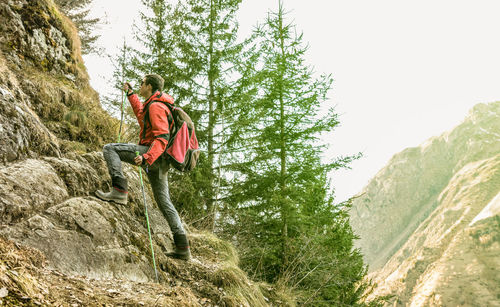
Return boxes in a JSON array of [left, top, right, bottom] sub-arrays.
[[54, 0, 101, 55], [103, 40, 138, 143], [108, 0, 252, 227], [172, 0, 251, 228], [130, 0, 197, 104], [218, 2, 374, 305], [227, 0, 341, 274]]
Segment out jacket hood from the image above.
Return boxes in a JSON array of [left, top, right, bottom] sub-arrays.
[[145, 91, 174, 105]]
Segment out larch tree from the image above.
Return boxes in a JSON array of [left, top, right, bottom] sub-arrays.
[[219, 2, 372, 305], [54, 0, 101, 54], [109, 0, 253, 227], [131, 0, 197, 104], [174, 0, 251, 228]]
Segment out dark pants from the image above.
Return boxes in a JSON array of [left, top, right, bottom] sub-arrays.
[[102, 143, 185, 235]]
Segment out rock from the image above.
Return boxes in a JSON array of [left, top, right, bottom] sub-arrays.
[[42, 154, 107, 197], [351, 102, 500, 305], [0, 159, 68, 224], [0, 54, 61, 162], [3, 197, 153, 281], [351, 101, 500, 271], [0, 1, 291, 306]]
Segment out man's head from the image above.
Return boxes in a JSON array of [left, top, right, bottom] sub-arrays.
[[139, 74, 164, 98]]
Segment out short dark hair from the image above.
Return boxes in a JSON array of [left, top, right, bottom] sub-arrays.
[[144, 74, 164, 93]]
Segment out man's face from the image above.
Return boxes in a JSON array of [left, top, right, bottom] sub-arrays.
[[138, 78, 152, 98]]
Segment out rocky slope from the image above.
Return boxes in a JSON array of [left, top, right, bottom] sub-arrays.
[[350, 101, 500, 306], [0, 1, 291, 306]]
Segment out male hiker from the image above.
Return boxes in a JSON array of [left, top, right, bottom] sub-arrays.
[[95, 74, 190, 260]]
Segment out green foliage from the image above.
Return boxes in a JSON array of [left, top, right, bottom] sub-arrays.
[[129, 0, 198, 104], [171, 0, 252, 228], [53, 0, 101, 55], [104, 1, 383, 305], [102, 40, 138, 144], [216, 2, 375, 305]]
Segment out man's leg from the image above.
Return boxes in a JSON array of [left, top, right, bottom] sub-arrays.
[[96, 143, 150, 204], [147, 169, 191, 260]]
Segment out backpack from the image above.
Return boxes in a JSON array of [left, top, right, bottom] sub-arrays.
[[143, 100, 200, 172]]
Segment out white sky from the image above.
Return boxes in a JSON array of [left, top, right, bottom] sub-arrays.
[[84, 0, 500, 202]]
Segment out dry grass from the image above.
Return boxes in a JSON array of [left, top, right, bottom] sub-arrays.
[[44, 0, 88, 82], [11, 0, 88, 82], [20, 64, 117, 152], [191, 231, 239, 265], [187, 231, 296, 306], [0, 236, 46, 305]]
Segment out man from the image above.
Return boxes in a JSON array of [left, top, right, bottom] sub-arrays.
[[95, 74, 190, 260]]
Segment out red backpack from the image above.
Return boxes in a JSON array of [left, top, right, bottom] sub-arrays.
[[143, 100, 200, 172]]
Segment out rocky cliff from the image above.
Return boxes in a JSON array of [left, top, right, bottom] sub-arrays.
[[0, 1, 291, 306], [350, 101, 500, 306]]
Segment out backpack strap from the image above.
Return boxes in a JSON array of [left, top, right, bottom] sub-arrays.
[[142, 97, 175, 140]]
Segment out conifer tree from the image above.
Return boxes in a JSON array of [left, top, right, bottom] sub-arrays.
[[103, 40, 138, 143], [106, 0, 252, 226], [218, 2, 373, 305], [54, 0, 101, 54], [227, 0, 341, 273], [172, 0, 251, 228], [130, 0, 197, 104]]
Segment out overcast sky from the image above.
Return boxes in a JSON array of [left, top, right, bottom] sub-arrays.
[[84, 0, 500, 202]]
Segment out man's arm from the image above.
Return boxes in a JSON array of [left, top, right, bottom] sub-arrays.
[[123, 82, 143, 118]]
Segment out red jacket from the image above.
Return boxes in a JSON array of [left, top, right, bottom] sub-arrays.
[[128, 91, 174, 166]]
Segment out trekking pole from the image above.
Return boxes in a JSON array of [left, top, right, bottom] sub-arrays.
[[136, 151, 159, 283], [117, 39, 126, 143], [117, 92, 126, 143]]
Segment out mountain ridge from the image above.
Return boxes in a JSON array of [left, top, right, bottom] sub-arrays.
[[350, 101, 500, 306]]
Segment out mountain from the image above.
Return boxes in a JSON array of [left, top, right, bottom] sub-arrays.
[[0, 1, 292, 306], [350, 101, 500, 306]]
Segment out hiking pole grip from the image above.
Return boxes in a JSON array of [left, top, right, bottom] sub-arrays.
[[136, 151, 159, 283]]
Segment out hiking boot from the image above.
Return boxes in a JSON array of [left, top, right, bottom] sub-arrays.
[[95, 187, 128, 205], [166, 233, 191, 260]]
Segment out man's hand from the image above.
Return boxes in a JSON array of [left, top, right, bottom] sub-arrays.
[[134, 155, 144, 165], [123, 82, 133, 94]]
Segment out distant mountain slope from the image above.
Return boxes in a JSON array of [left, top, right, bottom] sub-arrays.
[[349, 102, 500, 306]]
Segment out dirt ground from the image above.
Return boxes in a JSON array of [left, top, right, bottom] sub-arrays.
[[0, 235, 284, 307]]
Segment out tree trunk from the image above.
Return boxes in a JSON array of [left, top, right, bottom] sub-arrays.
[[278, 2, 289, 272], [206, 0, 216, 227]]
